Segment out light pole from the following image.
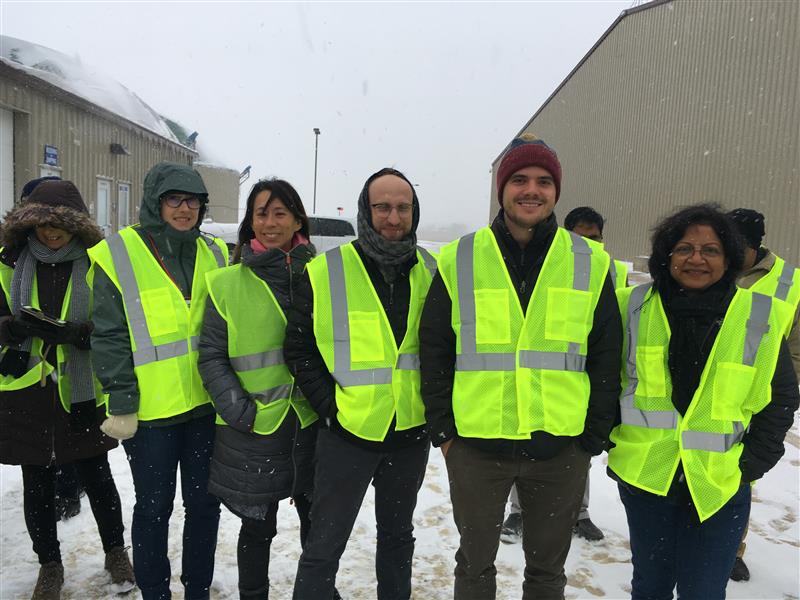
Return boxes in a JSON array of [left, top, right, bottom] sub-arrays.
[[313, 128, 321, 214]]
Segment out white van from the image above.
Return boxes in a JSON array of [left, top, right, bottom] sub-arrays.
[[199, 215, 356, 254]]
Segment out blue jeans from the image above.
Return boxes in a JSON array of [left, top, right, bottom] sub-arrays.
[[123, 414, 220, 600], [618, 480, 750, 600]]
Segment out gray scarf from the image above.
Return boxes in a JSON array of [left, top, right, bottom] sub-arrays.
[[10, 233, 94, 404]]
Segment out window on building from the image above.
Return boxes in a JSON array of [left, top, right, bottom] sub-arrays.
[[117, 182, 131, 229]]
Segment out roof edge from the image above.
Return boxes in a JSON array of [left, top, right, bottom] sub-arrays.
[[491, 0, 674, 165]]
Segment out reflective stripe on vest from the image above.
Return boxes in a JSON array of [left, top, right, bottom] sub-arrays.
[[229, 349, 285, 372], [454, 231, 592, 373], [774, 259, 797, 302]]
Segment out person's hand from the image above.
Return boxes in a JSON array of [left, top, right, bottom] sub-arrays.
[[6, 317, 54, 341], [51, 321, 92, 346], [70, 401, 97, 433], [100, 413, 138, 440], [440, 439, 454, 457]]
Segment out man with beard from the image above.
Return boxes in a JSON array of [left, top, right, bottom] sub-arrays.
[[285, 168, 437, 600], [420, 135, 621, 599]]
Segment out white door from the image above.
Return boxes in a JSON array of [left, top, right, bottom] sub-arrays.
[[0, 108, 13, 216], [117, 183, 130, 229], [96, 179, 111, 236]]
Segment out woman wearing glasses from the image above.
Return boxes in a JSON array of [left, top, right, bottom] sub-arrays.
[[198, 179, 328, 600], [607, 203, 799, 599], [88, 162, 228, 600]]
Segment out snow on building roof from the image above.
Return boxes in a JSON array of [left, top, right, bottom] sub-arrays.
[[0, 35, 180, 143]]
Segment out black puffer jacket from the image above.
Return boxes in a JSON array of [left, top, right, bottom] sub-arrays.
[[199, 242, 318, 506], [283, 241, 428, 452], [419, 212, 622, 459]]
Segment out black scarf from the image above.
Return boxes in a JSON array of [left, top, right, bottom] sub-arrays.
[[660, 277, 735, 415], [239, 242, 315, 311]]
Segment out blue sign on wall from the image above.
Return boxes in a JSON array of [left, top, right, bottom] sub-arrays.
[[44, 145, 58, 166]]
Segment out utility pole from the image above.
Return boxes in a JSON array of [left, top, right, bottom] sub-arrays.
[[313, 128, 321, 214]]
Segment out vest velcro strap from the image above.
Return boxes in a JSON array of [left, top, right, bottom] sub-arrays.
[[519, 350, 586, 372], [456, 352, 515, 371], [133, 336, 197, 367], [230, 349, 284, 372], [396, 353, 420, 370], [252, 383, 293, 404], [333, 368, 393, 387], [682, 422, 746, 452]]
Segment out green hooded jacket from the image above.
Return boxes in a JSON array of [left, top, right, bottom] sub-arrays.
[[91, 162, 221, 423]]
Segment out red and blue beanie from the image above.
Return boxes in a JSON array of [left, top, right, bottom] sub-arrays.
[[496, 134, 562, 203]]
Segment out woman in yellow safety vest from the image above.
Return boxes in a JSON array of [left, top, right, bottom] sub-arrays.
[[0, 179, 134, 598], [608, 203, 799, 599], [198, 178, 327, 600]]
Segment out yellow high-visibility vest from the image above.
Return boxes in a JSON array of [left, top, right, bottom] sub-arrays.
[[436, 227, 610, 439], [608, 283, 792, 521], [87, 226, 228, 421], [205, 263, 317, 434], [0, 260, 105, 411], [306, 242, 436, 442]]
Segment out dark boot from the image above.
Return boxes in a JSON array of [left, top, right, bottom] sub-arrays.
[[730, 556, 750, 582], [104, 546, 136, 592], [31, 561, 64, 600], [573, 517, 604, 541]]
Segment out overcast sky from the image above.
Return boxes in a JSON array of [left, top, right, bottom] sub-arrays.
[[3, 1, 630, 234]]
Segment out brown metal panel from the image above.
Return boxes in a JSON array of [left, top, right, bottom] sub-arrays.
[[491, 0, 799, 264]]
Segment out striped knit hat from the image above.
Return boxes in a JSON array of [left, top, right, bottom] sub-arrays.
[[496, 134, 562, 203]]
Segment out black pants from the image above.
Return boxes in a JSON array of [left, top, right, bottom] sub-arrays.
[[238, 495, 312, 600], [292, 429, 429, 600], [21, 452, 125, 564], [54, 463, 81, 500]]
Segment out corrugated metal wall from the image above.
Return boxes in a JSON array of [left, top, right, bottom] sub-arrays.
[[195, 164, 241, 223], [0, 71, 193, 225], [490, 0, 799, 263]]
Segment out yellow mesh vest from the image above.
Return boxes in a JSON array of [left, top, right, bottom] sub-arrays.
[[87, 227, 228, 421], [205, 264, 317, 435], [306, 243, 433, 442]]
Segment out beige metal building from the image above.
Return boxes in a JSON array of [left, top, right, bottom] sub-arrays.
[[0, 36, 240, 232], [490, 0, 799, 264]]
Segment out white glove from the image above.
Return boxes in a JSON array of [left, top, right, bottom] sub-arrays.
[[100, 413, 139, 441]]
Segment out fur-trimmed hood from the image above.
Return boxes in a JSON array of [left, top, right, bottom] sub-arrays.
[[1, 201, 103, 251]]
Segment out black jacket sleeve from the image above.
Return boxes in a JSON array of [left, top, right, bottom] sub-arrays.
[[90, 266, 140, 415], [419, 272, 457, 447], [739, 340, 800, 482], [197, 298, 255, 433], [580, 275, 623, 455], [283, 269, 337, 422]]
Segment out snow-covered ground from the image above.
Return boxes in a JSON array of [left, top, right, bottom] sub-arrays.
[[2, 414, 798, 599]]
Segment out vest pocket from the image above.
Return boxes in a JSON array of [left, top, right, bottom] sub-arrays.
[[349, 311, 384, 363], [544, 288, 593, 343], [635, 346, 667, 398], [475, 289, 511, 344], [711, 362, 754, 421], [140, 287, 179, 337]]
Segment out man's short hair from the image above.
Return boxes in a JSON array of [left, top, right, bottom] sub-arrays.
[[564, 206, 604, 234]]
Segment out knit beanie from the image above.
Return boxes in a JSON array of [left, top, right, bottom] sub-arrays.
[[727, 208, 765, 249], [496, 134, 562, 203], [25, 180, 90, 214]]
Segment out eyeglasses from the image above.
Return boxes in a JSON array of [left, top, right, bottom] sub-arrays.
[[162, 194, 202, 209], [670, 243, 724, 259], [370, 203, 413, 217]]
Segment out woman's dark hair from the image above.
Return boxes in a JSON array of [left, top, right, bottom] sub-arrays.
[[237, 177, 309, 242], [648, 202, 745, 294]]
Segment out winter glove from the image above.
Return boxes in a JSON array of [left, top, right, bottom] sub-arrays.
[[0, 348, 31, 378], [100, 413, 139, 441], [6, 317, 56, 342], [70, 401, 97, 433], [47, 321, 93, 348]]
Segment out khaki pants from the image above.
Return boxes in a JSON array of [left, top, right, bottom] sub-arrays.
[[445, 438, 589, 600]]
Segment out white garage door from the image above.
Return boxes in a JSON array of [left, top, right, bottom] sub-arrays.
[[0, 108, 13, 217]]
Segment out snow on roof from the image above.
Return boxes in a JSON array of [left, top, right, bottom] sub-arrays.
[[0, 35, 180, 143]]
